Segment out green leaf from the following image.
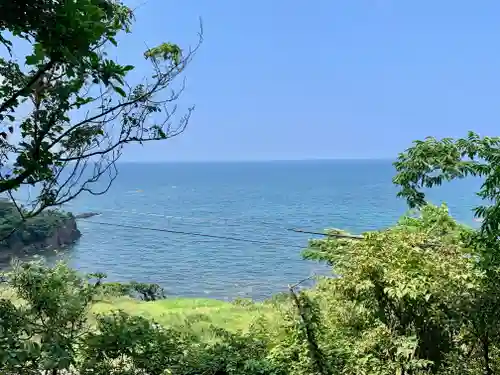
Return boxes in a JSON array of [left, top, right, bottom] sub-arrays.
[[112, 85, 126, 97], [25, 55, 38, 66]]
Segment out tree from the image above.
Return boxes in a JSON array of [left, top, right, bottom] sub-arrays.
[[0, 260, 104, 374], [393, 131, 500, 375], [0, 260, 283, 375], [286, 132, 500, 374], [302, 204, 482, 375], [0, 0, 201, 218]]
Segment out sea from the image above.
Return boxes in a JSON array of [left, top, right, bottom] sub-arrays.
[[0, 160, 484, 300]]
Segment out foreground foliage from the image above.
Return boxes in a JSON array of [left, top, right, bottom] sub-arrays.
[[393, 132, 500, 375], [0, 203, 495, 375], [0, 261, 285, 375], [1, 132, 500, 375], [304, 205, 488, 375], [0, 0, 200, 217]]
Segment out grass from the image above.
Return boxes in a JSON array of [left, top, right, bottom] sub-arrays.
[[91, 296, 280, 340], [0, 284, 283, 341]]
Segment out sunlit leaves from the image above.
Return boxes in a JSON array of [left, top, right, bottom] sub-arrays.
[[393, 131, 500, 237], [0, 261, 284, 375], [304, 204, 483, 374], [0, 0, 195, 216], [391, 132, 500, 374], [144, 43, 182, 65]]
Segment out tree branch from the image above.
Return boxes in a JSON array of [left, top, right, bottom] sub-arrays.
[[0, 60, 55, 114]]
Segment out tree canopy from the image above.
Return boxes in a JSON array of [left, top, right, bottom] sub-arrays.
[[391, 131, 500, 375], [0, 0, 201, 218]]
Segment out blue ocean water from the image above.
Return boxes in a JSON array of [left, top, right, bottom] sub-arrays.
[[5, 160, 484, 300]]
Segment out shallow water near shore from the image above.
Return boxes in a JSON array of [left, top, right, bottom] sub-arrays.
[[2, 160, 483, 300]]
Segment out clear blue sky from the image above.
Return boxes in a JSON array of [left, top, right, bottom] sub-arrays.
[[110, 1, 500, 161]]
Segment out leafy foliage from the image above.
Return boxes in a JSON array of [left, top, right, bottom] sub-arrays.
[[393, 132, 500, 375], [0, 261, 101, 373], [272, 132, 500, 375], [0, 0, 201, 217], [99, 280, 166, 301], [7, 1, 500, 374], [1, 201, 499, 374], [303, 205, 485, 374], [393, 131, 500, 235], [0, 260, 285, 375]]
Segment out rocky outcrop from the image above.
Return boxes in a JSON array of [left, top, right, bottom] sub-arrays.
[[2, 216, 81, 253], [74, 212, 100, 219], [0, 200, 84, 264], [37, 216, 81, 250]]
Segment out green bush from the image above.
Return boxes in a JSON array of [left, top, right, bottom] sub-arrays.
[[0, 260, 287, 375], [2, 201, 500, 375]]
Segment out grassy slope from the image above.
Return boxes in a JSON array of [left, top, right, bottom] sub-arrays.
[[93, 297, 279, 339], [0, 286, 282, 340]]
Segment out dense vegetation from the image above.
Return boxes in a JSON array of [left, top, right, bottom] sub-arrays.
[[1, 132, 499, 374], [1, 0, 499, 374], [0, 199, 74, 249]]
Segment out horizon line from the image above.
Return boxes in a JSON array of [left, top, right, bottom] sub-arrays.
[[117, 157, 396, 164]]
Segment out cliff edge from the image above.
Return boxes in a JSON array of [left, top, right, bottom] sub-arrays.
[[0, 199, 81, 254]]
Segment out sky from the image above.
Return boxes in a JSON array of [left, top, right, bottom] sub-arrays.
[[12, 1, 500, 161]]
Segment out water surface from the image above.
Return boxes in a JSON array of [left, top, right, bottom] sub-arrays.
[[3, 160, 483, 300]]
